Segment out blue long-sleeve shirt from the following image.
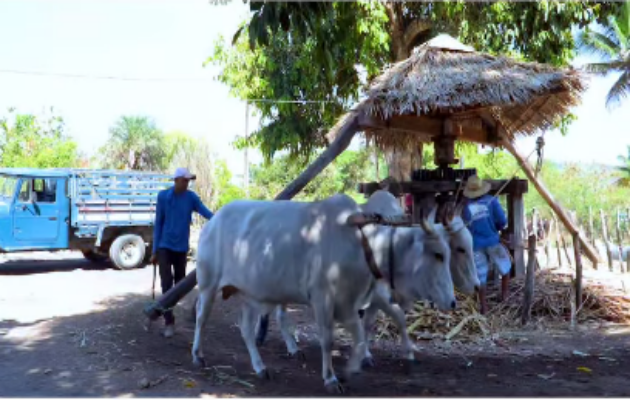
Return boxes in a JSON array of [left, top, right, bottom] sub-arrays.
[[152, 188, 214, 254], [462, 194, 507, 251]]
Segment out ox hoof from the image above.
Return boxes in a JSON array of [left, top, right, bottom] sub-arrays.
[[256, 369, 273, 381], [325, 379, 345, 394], [192, 356, 207, 369]]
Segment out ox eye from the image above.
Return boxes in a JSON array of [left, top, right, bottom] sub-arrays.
[[434, 252, 444, 262], [457, 247, 466, 254]]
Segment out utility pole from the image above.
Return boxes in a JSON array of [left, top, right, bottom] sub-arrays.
[[244, 102, 250, 197]]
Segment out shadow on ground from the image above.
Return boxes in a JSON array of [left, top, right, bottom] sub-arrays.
[[2, 288, 630, 397], [0, 258, 115, 275]]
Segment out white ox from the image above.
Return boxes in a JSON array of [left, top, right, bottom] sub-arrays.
[[357, 190, 479, 365], [193, 194, 455, 393], [272, 190, 479, 367]]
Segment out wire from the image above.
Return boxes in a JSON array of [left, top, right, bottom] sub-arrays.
[[0, 68, 335, 104], [0, 68, 212, 82]]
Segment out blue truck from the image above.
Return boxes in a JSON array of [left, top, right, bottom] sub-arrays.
[[0, 168, 174, 270]]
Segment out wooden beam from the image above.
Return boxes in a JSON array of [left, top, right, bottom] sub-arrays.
[[278, 111, 359, 199], [502, 138, 599, 266], [358, 179, 528, 196], [357, 114, 491, 144]]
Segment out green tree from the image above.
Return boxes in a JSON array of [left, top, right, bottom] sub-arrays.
[[210, 1, 619, 174], [0, 109, 79, 168], [100, 116, 167, 171], [249, 147, 375, 202], [166, 131, 245, 212], [616, 145, 630, 187], [578, 0, 630, 108]]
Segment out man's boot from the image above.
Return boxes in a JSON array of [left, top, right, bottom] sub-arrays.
[[163, 324, 175, 338]]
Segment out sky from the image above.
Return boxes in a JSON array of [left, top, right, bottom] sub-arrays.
[[0, 0, 628, 181]]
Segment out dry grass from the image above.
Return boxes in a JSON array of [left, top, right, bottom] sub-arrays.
[[375, 270, 630, 343]]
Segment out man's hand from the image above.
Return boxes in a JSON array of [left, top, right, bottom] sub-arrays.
[[150, 253, 158, 266]]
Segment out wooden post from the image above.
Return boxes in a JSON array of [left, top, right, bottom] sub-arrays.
[[600, 209, 613, 272], [553, 215, 563, 268], [512, 192, 526, 277], [560, 224, 572, 268], [144, 111, 360, 322], [573, 232, 583, 322], [545, 219, 554, 268], [589, 206, 595, 248], [502, 138, 599, 265], [616, 208, 624, 273], [521, 234, 537, 325]]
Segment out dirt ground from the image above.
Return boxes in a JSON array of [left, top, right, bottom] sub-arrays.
[[2, 253, 630, 397]]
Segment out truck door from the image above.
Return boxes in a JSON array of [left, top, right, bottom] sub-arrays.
[[12, 177, 70, 250]]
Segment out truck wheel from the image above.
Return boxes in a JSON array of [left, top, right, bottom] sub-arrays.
[[81, 249, 108, 263], [109, 234, 146, 270]]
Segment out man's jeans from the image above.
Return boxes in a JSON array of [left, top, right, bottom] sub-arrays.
[[157, 248, 188, 325]]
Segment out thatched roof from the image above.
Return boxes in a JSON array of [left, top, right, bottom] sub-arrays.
[[332, 34, 586, 151]]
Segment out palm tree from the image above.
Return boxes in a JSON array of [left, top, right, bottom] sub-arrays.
[[100, 116, 167, 171], [578, 1, 630, 109]]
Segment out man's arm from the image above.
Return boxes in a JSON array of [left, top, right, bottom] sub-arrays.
[[152, 192, 165, 255], [193, 193, 214, 220], [491, 198, 508, 231]]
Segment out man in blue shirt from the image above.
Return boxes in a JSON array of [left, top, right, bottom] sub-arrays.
[[151, 167, 214, 337], [461, 175, 511, 315]]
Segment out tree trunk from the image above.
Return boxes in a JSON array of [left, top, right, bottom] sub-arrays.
[[502, 138, 599, 266], [383, 2, 421, 182]]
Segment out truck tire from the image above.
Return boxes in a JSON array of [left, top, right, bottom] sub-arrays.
[[109, 234, 147, 270], [81, 249, 109, 263]]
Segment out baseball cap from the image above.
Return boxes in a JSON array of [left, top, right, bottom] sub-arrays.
[[173, 167, 196, 180]]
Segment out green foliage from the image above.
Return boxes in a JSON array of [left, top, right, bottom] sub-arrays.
[[523, 162, 630, 234], [210, 2, 619, 161], [578, 1, 630, 108], [249, 147, 374, 203], [0, 109, 79, 168], [99, 116, 168, 171], [165, 131, 244, 212]]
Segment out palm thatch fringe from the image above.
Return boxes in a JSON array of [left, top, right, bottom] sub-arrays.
[[334, 34, 586, 152]]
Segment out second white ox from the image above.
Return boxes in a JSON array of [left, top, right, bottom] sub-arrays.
[[193, 194, 455, 392], [356, 190, 479, 365]]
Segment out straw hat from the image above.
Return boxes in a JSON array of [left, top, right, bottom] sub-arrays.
[[463, 175, 491, 199]]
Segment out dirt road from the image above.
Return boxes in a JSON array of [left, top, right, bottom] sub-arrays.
[[2, 252, 630, 397]]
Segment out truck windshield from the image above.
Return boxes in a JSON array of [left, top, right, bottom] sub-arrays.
[[0, 176, 17, 201]]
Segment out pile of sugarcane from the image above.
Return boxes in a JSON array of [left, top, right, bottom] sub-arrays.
[[374, 270, 630, 342]]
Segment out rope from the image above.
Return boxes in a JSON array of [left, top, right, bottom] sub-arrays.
[[535, 135, 545, 178]]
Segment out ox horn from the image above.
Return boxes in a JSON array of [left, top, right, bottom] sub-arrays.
[[418, 208, 435, 234]]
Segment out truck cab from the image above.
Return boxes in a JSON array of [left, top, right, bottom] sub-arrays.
[[0, 170, 71, 252], [0, 168, 173, 270]]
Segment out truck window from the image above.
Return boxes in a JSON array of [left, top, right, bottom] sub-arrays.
[[17, 180, 31, 202], [0, 176, 17, 200], [33, 179, 56, 203]]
